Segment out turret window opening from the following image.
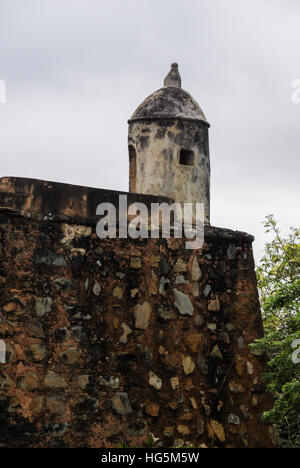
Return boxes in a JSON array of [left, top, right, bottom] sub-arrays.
[[179, 149, 194, 166]]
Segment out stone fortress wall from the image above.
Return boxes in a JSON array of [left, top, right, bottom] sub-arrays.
[[0, 177, 276, 448]]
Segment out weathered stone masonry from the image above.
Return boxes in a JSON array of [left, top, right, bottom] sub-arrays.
[[0, 178, 276, 448]]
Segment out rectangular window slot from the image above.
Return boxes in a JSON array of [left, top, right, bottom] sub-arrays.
[[179, 149, 194, 166]]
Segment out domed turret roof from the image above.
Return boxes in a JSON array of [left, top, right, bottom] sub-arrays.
[[128, 63, 209, 126]]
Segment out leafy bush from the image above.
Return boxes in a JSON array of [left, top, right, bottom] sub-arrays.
[[254, 216, 300, 446]]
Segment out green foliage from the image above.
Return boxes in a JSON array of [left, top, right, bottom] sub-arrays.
[[144, 433, 160, 448], [171, 445, 197, 448], [256, 215, 300, 332], [116, 433, 160, 449], [254, 215, 300, 445], [117, 441, 131, 448]]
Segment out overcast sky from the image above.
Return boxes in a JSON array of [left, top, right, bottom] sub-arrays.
[[0, 0, 299, 261]]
